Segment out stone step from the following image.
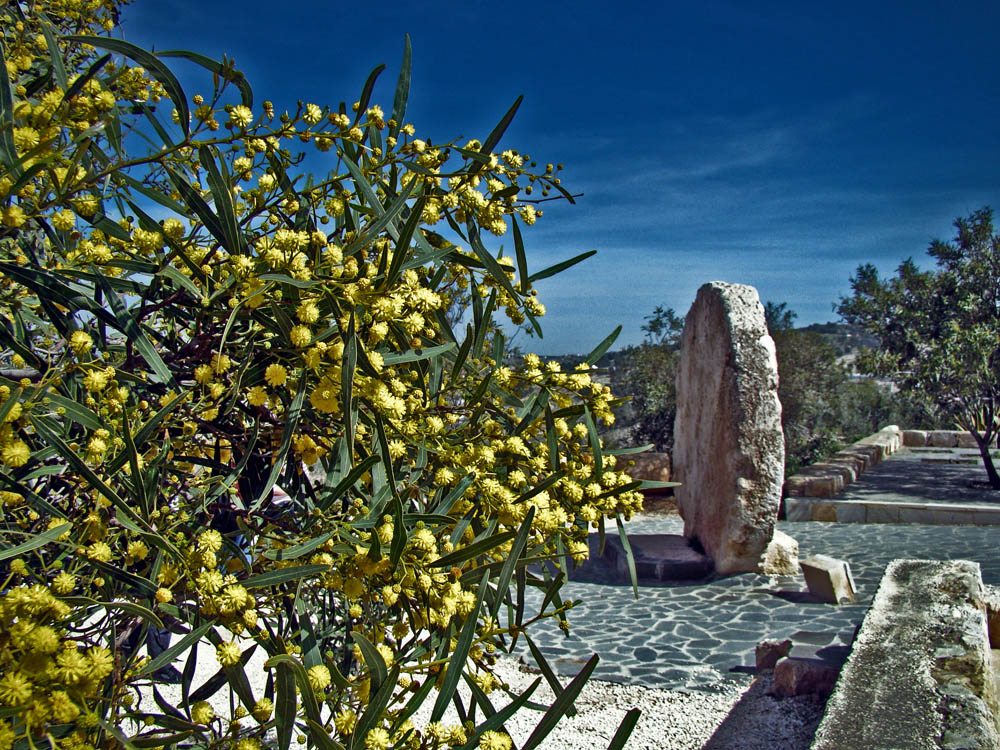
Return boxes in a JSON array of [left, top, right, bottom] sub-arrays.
[[785, 497, 1000, 525]]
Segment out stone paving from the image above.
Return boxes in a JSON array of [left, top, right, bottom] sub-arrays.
[[830, 445, 997, 506], [509, 513, 1000, 691]]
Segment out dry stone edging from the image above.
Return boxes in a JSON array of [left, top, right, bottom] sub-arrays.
[[673, 281, 785, 575], [784, 425, 902, 500], [812, 559, 1000, 750]]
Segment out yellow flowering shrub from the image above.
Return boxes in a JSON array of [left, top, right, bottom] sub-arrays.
[[0, 2, 654, 749]]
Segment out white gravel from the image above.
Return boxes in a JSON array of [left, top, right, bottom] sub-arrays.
[[407, 655, 826, 750], [138, 646, 824, 749]]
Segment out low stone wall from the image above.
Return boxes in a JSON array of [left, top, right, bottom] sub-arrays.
[[784, 425, 902, 499], [812, 559, 1000, 749], [902, 429, 981, 449]]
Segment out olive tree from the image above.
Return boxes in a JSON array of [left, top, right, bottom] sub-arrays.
[[838, 208, 1000, 489]]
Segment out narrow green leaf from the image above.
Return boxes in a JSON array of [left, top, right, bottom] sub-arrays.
[[241, 564, 329, 589], [352, 665, 399, 750], [264, 655, 321, 724], [62, 52, 111, 107], [479, 95, 523, 157], [93, 600, 163, 629], [158, 49, 253, 108], [39, 15, 68, 91], [584, 406, 603, 480], [165, 165, 231, 253], [521, 655, 599, 750], [528, 250, 597, 283], [584, 325, 621, 367], [316, 454, 380, 513], [466, 221, 519, 300], [509, 216, 530, 295], [107, 391, 189, 475], [263, 531, 336, 561], [380, 342, 455, 366], [156, 265, 202, 298], [451, 324, 475, 381], [389, 35, 411, 139], [489, 506, 535, 620], [453, 679, 541, 750], [0, 40, 21, 175], [306, 720, 345, 750], [544, 406, 559, 472], [616, 514, 639, 599], [258, 273, 320, 289], [0, 524, 70, 562], [139, 622, 213, 677], [524, 633, 577, 717], [383, 194, 424, 291], [342, 312, 357, 451], [95, 274, 174, 386], [64, 35, 190, 137], [605, 444, 656, 456], [252, 370, 307, 509], [31, 416, 145, 530], [199, 144, 242, 255], [431, 583, 487, 722], [274, 660, 296, 750], [606, 708, 642, 750], [353, 632, 388, 694], [0, 388, 22, 426], [354, 63, 386, 125], [428, 531, 516, 569]]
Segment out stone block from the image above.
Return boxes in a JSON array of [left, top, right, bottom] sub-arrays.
[[626, 451, 671, 482], [928, 430, 959, 448], [983, 585, 1000, 647], [956, 432, 979, 449], [866, 503, 901, 524], [783, 476, 809, 497], [673, 282, 784, 575], [771, 656, 840, 698], [811, 503, 838, 522], [824, 458, 858, 483], [761, 529, 799, 574], [834, 503, 866, 523], [755, 639, 792, 671], [813, 560, 1000, 750], [902, 429, 928, 447], [800, 554, 857, 604], [805, 475, 842, 498], [782, 498, 812, 522]]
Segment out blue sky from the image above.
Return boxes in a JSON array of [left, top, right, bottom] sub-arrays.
[[122, 1, 1000, 354]]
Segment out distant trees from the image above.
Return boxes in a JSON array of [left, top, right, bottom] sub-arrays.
[[610, 300, 926, 474], [839, 207, 1000, 489], [610, 306, 683, 452]]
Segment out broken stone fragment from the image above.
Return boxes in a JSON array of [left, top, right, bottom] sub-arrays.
[[800, 554, 857, 604], [755, 639, 793, 671], [761, 529, 799, 575], [771, 656, 840, 698]]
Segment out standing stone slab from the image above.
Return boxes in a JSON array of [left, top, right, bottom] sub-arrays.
[[673, 282, 784, 574]]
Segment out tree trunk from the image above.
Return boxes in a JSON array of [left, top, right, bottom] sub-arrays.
[[972, 431, 1000, 490]]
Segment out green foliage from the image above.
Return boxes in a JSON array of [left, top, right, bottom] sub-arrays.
[[839, 207, 1000, 488], [0, 3, 646, 748], [608, 307, 683, 452]]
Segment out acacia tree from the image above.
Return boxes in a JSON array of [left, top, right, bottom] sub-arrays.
[[838, 208, 1000, 489], [0, 2, 648, 748]]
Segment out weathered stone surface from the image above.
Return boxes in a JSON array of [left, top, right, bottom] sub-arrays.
[[771, 656, 840, 698], [761, 529, 799, 575], [957, 431, 980, 449], [755, 639, 792, 671], [929, 430, 959, 448], [673, 282, 784, 575], [626, 452, 671, 483], [813, 560, 1000, 750], [800, 554, 857, 604], [903, 429, 929, 447], [983, 584, 1000, 647], [604, 534, 713, 581]]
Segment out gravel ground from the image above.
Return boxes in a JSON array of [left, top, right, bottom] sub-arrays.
[[138, 647, 825, 750], [408, 655, 826, 750]]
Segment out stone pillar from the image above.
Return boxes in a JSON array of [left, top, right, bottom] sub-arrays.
[[673, 282, 784, 574]]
